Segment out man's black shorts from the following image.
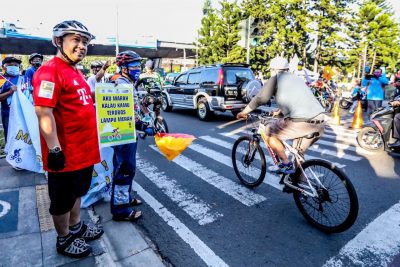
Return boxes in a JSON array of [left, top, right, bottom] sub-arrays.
[[48, 165, 94, 215]]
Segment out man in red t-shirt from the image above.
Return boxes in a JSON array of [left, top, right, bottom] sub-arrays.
[[33, 20, 102, 258]]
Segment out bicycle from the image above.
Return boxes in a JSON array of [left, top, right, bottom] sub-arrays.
[[231, 113, 359, 233]]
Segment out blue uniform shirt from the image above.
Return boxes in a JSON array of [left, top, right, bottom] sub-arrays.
[[0, 75, 21, 115], [362, 75, 389, 100]]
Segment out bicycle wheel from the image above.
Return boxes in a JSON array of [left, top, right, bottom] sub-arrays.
[[232, 136, 266, 188], [154, 117, 169, 133], [292, 159, 358, 233]]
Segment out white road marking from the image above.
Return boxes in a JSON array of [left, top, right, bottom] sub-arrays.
[[200, 135, 346, 169], [0, 200, 11, 218], [132, 181, 229, 267], [187, 143, 283, 191], [323, 201, 400, 267], [137, 156, 222, 225], [217, 119, 244, 129], [220, 132, 360, 162], [149, 145, 267, 206]]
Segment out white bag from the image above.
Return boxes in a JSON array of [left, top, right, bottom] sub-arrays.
[[81, 147, 114, 208], [5, 78, 43, 172]]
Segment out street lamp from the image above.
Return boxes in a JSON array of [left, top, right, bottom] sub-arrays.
[[115, 3, 120, 55]]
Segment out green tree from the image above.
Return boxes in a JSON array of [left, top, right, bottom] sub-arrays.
[[347, 0, 399, 77], [197, 0, 244, 65], [242, 0, 310, 75], [197, 0, 218, 65], [309, 0, 355, 72]]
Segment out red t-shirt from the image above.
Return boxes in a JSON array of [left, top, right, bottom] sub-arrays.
[[33, 57, 100, 172]]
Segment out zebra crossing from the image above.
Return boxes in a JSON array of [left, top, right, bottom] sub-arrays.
[[133, 122, 368, 266]]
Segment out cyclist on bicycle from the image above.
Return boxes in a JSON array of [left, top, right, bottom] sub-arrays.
[[237, 56, 325, 175], [136, 60, 163, 122]]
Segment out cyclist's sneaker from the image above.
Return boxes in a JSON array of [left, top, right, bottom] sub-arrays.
[[56, 235, 92, 258], [142, 114, 152, 123], [72, 222, 104, 242], [268, 162, 295, 174]]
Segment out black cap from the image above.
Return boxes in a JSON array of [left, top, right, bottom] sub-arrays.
[[2, 56, 22, 66]]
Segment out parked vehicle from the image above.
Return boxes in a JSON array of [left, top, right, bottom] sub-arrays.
[[161, 63, 257, 120], [357, 97, 400, 153]]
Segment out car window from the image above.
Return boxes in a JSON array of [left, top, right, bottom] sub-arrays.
[[175, 74, 188, 85], [201, 69, 219, 85], [225, 68, 254, 85], [188, 72, 201, 85]]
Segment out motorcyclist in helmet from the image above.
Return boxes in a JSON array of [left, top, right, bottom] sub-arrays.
[[388, 76, 400, 149], [237, 56, 325, 176], [136, 59, 163, 122]]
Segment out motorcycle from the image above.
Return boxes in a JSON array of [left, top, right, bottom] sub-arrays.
[[339, 87, 367, 111], [357, 96, 400, 152]]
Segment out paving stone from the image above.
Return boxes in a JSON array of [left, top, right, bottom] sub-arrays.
[[0, 232, 42, 267], [93, 201, 113, 223], [117, 248, 165, 267], [0, 166, 35, 190], [41, 230, 79, 267], [102, 220, 149, 261], [57, 255, 97, 267]]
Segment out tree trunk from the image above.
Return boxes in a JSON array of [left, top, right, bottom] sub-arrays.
[[357, 56, 362, 79], [370, 49, 377, 74]]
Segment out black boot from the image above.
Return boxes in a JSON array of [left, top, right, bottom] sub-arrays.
[[388, 139, 400, 149]]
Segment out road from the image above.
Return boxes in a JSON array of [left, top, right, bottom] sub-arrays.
[[131, 108, 400, 267]]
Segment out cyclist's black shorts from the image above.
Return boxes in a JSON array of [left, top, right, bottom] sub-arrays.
[[48, 165, 94, 215]]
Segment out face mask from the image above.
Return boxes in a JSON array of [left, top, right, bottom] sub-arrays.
[[6, 65, 20, 76], [33, 62, 42, 68], [374, 72, 381, 78], [129, 69, 141, 82]]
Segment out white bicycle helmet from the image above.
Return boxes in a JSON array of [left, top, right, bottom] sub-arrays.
[[52, 20, 95, 47], [269, 56, 289, 70]]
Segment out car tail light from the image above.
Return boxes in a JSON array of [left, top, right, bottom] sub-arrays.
[[372, 119, 384, 133], [218, 68, 224, 88]]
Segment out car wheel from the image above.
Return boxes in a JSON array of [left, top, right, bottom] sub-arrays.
[[161, 94, 172, 112], [197, 98, 214, 121]]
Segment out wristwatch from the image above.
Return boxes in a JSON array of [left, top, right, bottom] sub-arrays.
[[49, 146, 62, 153]]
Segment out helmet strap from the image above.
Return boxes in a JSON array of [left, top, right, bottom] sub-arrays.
[[57, 37, 79, 65]]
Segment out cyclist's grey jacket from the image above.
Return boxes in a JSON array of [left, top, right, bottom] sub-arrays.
[[244, 73, 324, 119]]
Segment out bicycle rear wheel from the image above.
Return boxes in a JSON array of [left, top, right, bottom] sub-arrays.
[[292, 159, 358, 233], [232, 136, 266, 188], [154, 117, 169, 133]]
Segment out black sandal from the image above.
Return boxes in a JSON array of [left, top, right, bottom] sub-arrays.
[[130, 198, 143, 206], [112, 210, 142, 222]]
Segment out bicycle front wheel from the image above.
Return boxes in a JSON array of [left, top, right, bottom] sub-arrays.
[[292, 159, 358, 233], [232, 136, 266, 188]]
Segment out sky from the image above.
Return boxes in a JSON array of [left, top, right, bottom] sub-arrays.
[[1, 0, 399, 44]]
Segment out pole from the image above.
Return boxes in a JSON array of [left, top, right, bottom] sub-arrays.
[[183, 48, 187, 70], [115, 3, 120, 56], [246, 17, 250, 64], [361, 43, 368, 77]]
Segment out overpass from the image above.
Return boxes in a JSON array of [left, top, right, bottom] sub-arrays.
[[0, 31, 196, 58]]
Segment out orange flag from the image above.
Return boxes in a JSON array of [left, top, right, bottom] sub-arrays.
[[155, 133, 196, 161]]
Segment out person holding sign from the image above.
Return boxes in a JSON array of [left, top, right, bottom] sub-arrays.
[[109, 50, 144, 221], [33, 20, 103, 259]]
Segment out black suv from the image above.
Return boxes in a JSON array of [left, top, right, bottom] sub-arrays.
[[161, 63, 256, 120]]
